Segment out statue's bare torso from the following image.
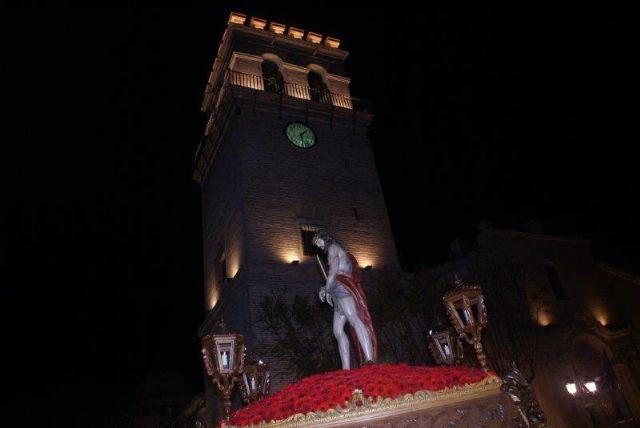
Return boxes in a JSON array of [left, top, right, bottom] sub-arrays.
[[326, 244, 352, 298]]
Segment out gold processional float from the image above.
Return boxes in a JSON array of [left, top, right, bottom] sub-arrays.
[[201, 275, 539, 427]]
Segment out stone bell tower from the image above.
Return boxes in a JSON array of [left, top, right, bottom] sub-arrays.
[[194, 12, 399, 387]]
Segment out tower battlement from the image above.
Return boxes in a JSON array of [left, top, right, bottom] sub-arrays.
[[201, 12, 350, 116], [227, 12, 342, 49]]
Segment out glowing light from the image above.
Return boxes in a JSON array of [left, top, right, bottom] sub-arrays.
[[228, 259, 240, 279], [565, 383, 577, 395], [306, 32, 322, 44], [591, 307, 609, 327], [249, 17, 267, 30], [228, 12, 247, 25], [537, 313, 551, 327], [277, 250, 301, 264], [585, 381, 597, 393], [269, 22, 286, 34], [356, 257, 375, 269], [290, 260, 300, 265], [324, 37, 340, 48], [287, 27, 304, 39], [207, 287, 219, 310]]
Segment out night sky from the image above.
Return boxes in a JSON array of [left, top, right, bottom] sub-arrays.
[[5, 4, 636, 424]]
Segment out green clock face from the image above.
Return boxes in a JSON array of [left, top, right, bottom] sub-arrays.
[[285, 122, 316, 149]]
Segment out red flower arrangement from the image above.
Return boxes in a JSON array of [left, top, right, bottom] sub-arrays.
[[219, 364, 493, 427]]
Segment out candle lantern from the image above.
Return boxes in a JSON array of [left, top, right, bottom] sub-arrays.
[[428, 327, 464, 366], [240, 360, 270, 403], [443, 275, 489, 370], [201, 320, 245, 420]]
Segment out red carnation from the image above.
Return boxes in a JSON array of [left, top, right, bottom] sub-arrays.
[[226, 364, 492, 427]]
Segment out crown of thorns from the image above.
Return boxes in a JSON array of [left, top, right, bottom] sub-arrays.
[[312, 231, 332, 244]]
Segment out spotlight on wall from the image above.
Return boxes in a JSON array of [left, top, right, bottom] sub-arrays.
[[290, 260, 300, 266]]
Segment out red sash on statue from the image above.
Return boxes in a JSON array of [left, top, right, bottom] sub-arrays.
[[336, 253, 378, 365]]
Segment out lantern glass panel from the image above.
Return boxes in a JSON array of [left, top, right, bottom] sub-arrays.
[[216, 341, 234, 372], [435, 335, 449, 354], [454, 303, 469, 325], [221, 350, 230, 369], [470, 299, 480, 324], [443, 342, 451, 356], [244, 371, 257, 393], [242, 372, 250, 394]]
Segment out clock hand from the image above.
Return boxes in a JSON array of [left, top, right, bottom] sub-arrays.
[[299, 130, 308, 139]]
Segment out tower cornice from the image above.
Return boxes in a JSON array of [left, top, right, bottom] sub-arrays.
[[202, 13, 349, 112]]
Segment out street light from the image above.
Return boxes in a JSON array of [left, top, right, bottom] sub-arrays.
[[428, 327, 464, 366], [565, 378, 599, 396], [562, 347, 633, 426], [443, 275, 489, 371], [239, 360, 271, 403], [565, 376, 607, 425], [201, 319, 245, 421]]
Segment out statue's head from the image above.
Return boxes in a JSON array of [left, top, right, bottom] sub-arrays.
[[312, 231, 334, 251]]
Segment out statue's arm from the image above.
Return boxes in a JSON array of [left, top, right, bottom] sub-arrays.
[[325, 247, 339, 290], [318, 246, 339, 306]]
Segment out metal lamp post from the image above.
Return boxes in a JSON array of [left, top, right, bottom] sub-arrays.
[[565, 376, 602, 425], [428, 327, 464, 366], [239, 360, 271, 403], [201, 320, 246, 421], [443, 275, 489, 371]]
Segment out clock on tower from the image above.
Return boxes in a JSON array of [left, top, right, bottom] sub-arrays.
[[285, 122, 317, 148]]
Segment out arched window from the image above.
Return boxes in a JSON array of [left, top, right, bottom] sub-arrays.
[[544, 263, 568, 300], [261, 60, 283, 94], [307, 71, 329, 103]]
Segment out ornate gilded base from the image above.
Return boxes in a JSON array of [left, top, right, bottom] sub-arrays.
[[224, 376, 521, 427]]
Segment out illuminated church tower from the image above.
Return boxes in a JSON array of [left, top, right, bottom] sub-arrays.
[[194, 12, 399, 385]]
